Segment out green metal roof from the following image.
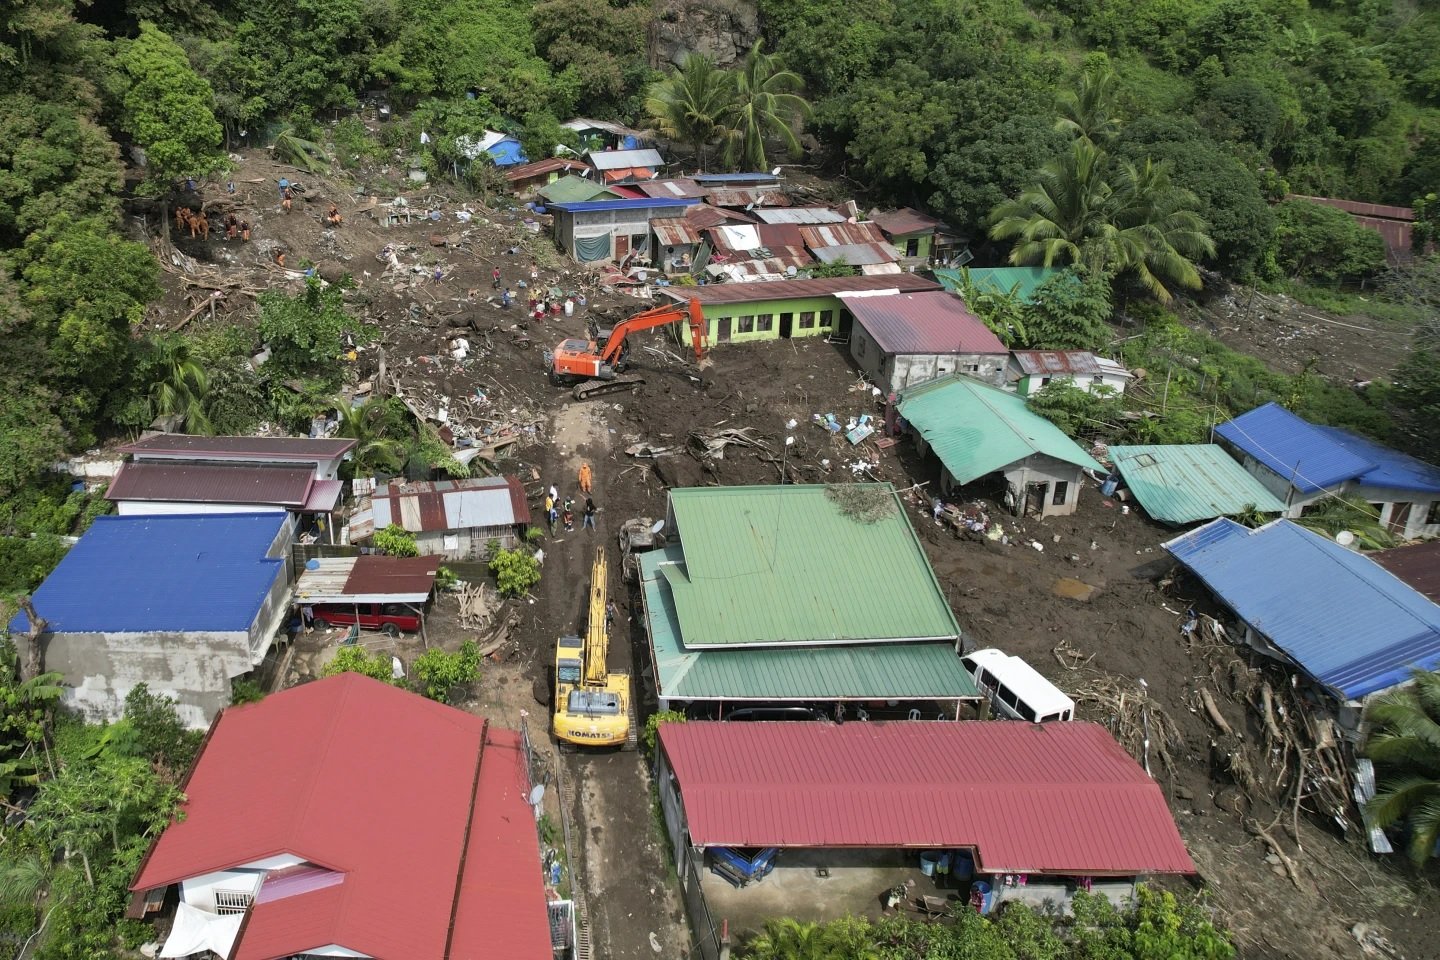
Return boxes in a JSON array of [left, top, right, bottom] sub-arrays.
[[1109, 444, 1288, 525], [537, 175, 614, 203], [934, 266, 1059, 304], [898, 375, 1103, 485], [640, 547, 977, 701], [664, 484, 960, 648]]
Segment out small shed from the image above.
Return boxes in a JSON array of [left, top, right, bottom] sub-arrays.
[[1108, 445, 1287, 524], [650, 217, 702, 274], [584, 148, 665, 184], [371, 476, 530, 559], [840, 290, 1007, 393], [548, 197, 697, 263], [537, 175, 616, 205], [898, 375, 1102, 517], [505, 157, 593, 197], [871, 207, 945, 263], [1006, 351, 1132, 397], [294, 554, 439, 616], [456, 130, 528, 168]]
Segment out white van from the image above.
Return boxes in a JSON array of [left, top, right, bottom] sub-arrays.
[[960, 649, 1075, 722]]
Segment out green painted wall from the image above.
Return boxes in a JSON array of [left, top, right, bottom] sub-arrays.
[[697, 294, 843, 343], [889, 231, 932, 259]]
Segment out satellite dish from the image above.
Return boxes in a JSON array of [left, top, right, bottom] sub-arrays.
[[650, 519, 666, 535], [528, 784, 546, 806], [1335, 530, 1356, 548]]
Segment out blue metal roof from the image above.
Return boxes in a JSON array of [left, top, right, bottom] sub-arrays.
[[1214, 402, 1374, 492], [546, 198, 698, 212], [1164, 519, 1440, 699], [7, 513, 287, 635], [1312, 426, 1440, 494]]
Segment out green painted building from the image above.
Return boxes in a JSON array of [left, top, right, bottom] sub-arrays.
[[661, 273, 941, 344], [638, 483, 978, 716], [872, 208, 945, 262]]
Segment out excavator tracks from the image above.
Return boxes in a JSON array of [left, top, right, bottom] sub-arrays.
[[572, 375, 645, 401]]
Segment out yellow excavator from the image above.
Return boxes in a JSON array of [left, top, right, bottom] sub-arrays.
[[553, 548, 633, 749]]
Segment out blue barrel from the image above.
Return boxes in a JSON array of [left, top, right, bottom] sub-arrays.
[[952, 851, 974, 881], [971, 881, 992, 915], [919, 852, 939, 876], [1101, 475, 1120, 497]]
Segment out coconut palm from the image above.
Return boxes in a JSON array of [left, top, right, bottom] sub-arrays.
[[333, 397, 407, 477], [1107, 158, 1216, 302], [746, 918, 845, 960], [989, 138, 1115, 272], [645, 53, 735, 169], [719, 41, 811, 172], [1363, 668, 1440, 866], [1056, 62, 1123, 146], [145, 335, 212, 434]]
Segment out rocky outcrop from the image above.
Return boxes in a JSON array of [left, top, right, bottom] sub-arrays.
[[650, 0, 759, 68]]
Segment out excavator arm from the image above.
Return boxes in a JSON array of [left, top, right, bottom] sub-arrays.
[[598, 298, 707, 366], [583, 549, 609, 686]]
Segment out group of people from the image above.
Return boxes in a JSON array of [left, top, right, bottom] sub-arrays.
[[175, 206, 250, 242], [543, 463, 598, 534]]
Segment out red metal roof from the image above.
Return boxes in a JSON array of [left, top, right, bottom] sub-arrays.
[[1011, 350, 1103, 376], [504, 156, 591, 183], [106, 461, 315, 507], [636, 177, 707, 200], [686, 203, 753, 228], [800, 222, 888, 248], [119, 434, 357, 461], [301, 479, 344, 512], [342, 555, 442, 597], [667, 273, 939, 306], [132, 674, 551, 960], [651, 217, 701, 246], [705, 188, 790, 209], [1291, 195, 1414, 221], [1374, 541, 1440, 604], [840, 291, 1007, 355], [871, 207, 944, 237], [658, 721, 1195, 876]]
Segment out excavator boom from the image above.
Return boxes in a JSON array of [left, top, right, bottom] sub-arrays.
[[598, 298, 707, 366], [552, 547, 634, 749], [549, 298, 708, 401], [584, 549, 609, 685]]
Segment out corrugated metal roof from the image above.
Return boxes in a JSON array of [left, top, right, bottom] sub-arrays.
[[753, 207, 846, 224], [1215, 402, 1376, 493], [546, 197, 696, 213], [584, 148, 664, 170], [301, 479, 344, 512], [1312, 426, 1440, 493], [640, 547, 977, 701], [811, 242, 899, 266], [662, 484, 960, 648], [563, 117, 646, 138], [537, 175, 613, 204], [934, 266, 1059, 304], [898, 375, 1103, 484], [119, 434, 356, 460], [686, 203, 750, 229], [1164, 519, 1440, 698], [635, 177, 706, 199], [1109, 445, 1287, 524], [133, 675, 550, 960], [8, 514, 286, 634], [291, 555, 438, 604], [651, 217, 701, 246], [504, 156, 590, 182], [705, 188, 789, 208], [692, 172, 782, 184], [839, 291, 1006, 355], [1011, 350, 1103, 375], [1290, 195, 1414, 221], [658, 721, 1195, 875], [662, 273, 939, 306], [871, 207, 943, 236], [799, 223, 888, 248], [1373, 541, 1440, 604], [106, 461, 315, 506], [372, 476, 529, 533]]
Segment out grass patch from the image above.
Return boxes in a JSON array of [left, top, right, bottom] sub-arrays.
[[1271, 280, 1423, 329]]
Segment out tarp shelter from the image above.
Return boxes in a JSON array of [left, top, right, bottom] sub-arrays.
[[160, 903, 243, 958], [294, 555, 439, 604], [1164, 518, 1440, 700]]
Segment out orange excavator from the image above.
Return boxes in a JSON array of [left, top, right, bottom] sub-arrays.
[[547, 298, 708, 400]]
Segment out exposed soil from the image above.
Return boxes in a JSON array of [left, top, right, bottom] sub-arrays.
[[173, 144, 1437, 960]]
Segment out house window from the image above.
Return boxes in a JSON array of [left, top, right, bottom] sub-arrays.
[[819, 310, 834, 328], [1092, 374, 1104, 384], [967, 364, 980, 373], [214, 890, 253, 915], [1040, 376, 1052, 386], [856, 337, 867, 357], [799, 311, 816, 329], [905, 238, 920, 257], [756, 314, 774, 332], [1052, 481, 1070, 506], [737, 315, 755, 333], [1429, 501, 1440, 525]]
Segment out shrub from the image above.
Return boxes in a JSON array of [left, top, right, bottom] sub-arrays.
[[230, 678, 265, 705], [1272, 198, 1387, 285], [412, 640, 482, 703], [489, 547, 541, 598], [374, 523, 419, 557], [642, 710, 686, 756], [322, 646, 402, 685]]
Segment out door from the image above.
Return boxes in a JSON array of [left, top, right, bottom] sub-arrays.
[[838, 308, 854, 339], [614, 233, 629, 260], [717, 317, 732, 343], [1387, 501, 1411, 536], [779, 312, 794, 338]]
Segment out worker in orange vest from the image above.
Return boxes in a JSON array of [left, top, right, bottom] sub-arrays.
[[578, 462, 593, 494]]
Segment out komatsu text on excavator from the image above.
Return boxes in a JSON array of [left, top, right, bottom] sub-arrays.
[[547, 298, 708, 401], [553, 548, 634, 749]]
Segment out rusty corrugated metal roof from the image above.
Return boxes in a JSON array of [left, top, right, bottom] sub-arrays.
[[107, 461, 316, 506], [840, 291, 1005, 355], [800, 222, 888, 248], [1374, 541, 1440, 604], [119, 434, 357, 460], [372, 476, 530, 533], [1011, 350, 1104, 375], [635, 177, 706, 199], [658, 721, 1196, 875], [810, 242, 899, 266], [871, 207, 944, 236], [651, 217, 701, 246], [704, 188, 789, 209], [663, 273, 939, 305]]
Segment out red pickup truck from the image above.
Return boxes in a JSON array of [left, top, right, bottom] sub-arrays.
[[312, 602, 422, 637]]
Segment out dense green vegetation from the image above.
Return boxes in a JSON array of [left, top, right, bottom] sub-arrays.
[[1362, 667, 1440, 867], [739, 887, 1234, 960]]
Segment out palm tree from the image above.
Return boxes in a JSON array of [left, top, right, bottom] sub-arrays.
[[145, 335, 212, 434], [1363, 668, 1440, 866], [333, 397, 407, 477], [719, 41, 811, 172], [645, 53, 735, 169], [989, 138, 1115, 271], [745, 919, 844, 960], [1056, 62, 1122, 146], [1107, 159, 1216, 302]]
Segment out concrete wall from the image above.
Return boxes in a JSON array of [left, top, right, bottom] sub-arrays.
[[52, 628, 256, 729], [557, 206, 687, 261], [1015, 370, 1130, 398], [1348, 484, 1440, 539], [181, 869, 263, 913], [414, 524, 522, 561], [850, 326, 1005, 393], [925, 450, 1087, 518]]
